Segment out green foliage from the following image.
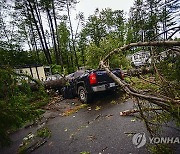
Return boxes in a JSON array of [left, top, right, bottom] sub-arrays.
[[57, 22, 74, 73], [128, 0, 179, 42], [157, 57, 180, 82], [51, 64, 62, 74], [0, 47, 38, 66], [125, 76, 160, 92], [37, 127, 51, 138], [0, 67, 49, 146], [148, 144, 173, 154], [85, 36, 131, 69], [18, 127, 51, 154]]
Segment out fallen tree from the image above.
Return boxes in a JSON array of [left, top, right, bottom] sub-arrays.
[[99, 40, 180, 106], [29, 79, 66, 91], [102, 41, 180, 62], [1, 67, 67, 92], [100, 40, 180, 143]]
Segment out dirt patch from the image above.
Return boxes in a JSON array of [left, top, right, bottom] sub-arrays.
[[42, 95, 83, 116]]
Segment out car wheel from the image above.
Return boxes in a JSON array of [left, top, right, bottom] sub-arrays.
[[78, 86, 92, 103]]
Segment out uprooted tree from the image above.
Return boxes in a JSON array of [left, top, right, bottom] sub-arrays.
[[99, 40, 180, 151]]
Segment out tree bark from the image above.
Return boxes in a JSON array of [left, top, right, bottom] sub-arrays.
[[66, 2, 79, 69], [29, 79, 66, 91], [120, 108, 162, 116], [46, 6, 59, 64], [52, 0, 63, 67], [26, 0, 52, 64], [32, 0, 52, 64]]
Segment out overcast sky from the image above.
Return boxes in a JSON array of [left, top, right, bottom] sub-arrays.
[[70, 0, 134, 30], [75, 0, 134, 17]]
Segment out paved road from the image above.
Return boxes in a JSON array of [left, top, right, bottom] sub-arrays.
[[1, 91, 179, 154]]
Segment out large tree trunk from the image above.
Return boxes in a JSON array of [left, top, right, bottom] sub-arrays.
[[52, 0, 63, 67], [29, 79, 66, 91], [46, 7, 59, 65], [33, 0, 52, 64], [26, 6, 39, 62], [26, 0, 51, 64], [66, 2, 79, 69]]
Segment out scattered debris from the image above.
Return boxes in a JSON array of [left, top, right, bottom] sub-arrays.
[[87, 135, 97, 142], [131, 119, 136, 122], [87, 107, 92, 111], [62, 104, 88, 116], [95, 114, 101, 120], [43, 95, 83, 116], [80, 152, 90, 154], [18, 127, 51, 154], [124, 132, 136, 137], [110, 100, 117, 104], [48, 141, 53, 146], [102, 146, 108, 152], [120, 108, 162, 116], [64, 128, 68, 132], [95, 106, 101, 111], [105, 114, 113, 120]]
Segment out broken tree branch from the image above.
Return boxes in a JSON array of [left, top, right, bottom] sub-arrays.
[[100, 61, 180, 105], [120, 108, 162, 116], [139, 75, 161, 87], [102, 41, 180, 62], [150, 26, 180, 41], [99, 40, 180, 106]]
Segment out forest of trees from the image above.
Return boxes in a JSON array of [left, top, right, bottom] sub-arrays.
[[0, 0, 179, 73]]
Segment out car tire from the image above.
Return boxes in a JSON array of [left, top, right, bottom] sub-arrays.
[[78, 86, 92, 103]]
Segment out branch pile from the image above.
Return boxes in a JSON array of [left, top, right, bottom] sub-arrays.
[[99, 41, 180, 107]]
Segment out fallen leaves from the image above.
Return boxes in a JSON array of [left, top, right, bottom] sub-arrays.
[[95, 106, 101, 111], [87, 106, 102, 111], [124, 132, 136, 137], [64, 128, 68, 132], [110, 100, 117, 104], [105, 114, 113, 120], [87, 135, 97, 142], [80, 152, 90, 154], [131, 119, 136, 122], [63, 104, 88, 116]]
